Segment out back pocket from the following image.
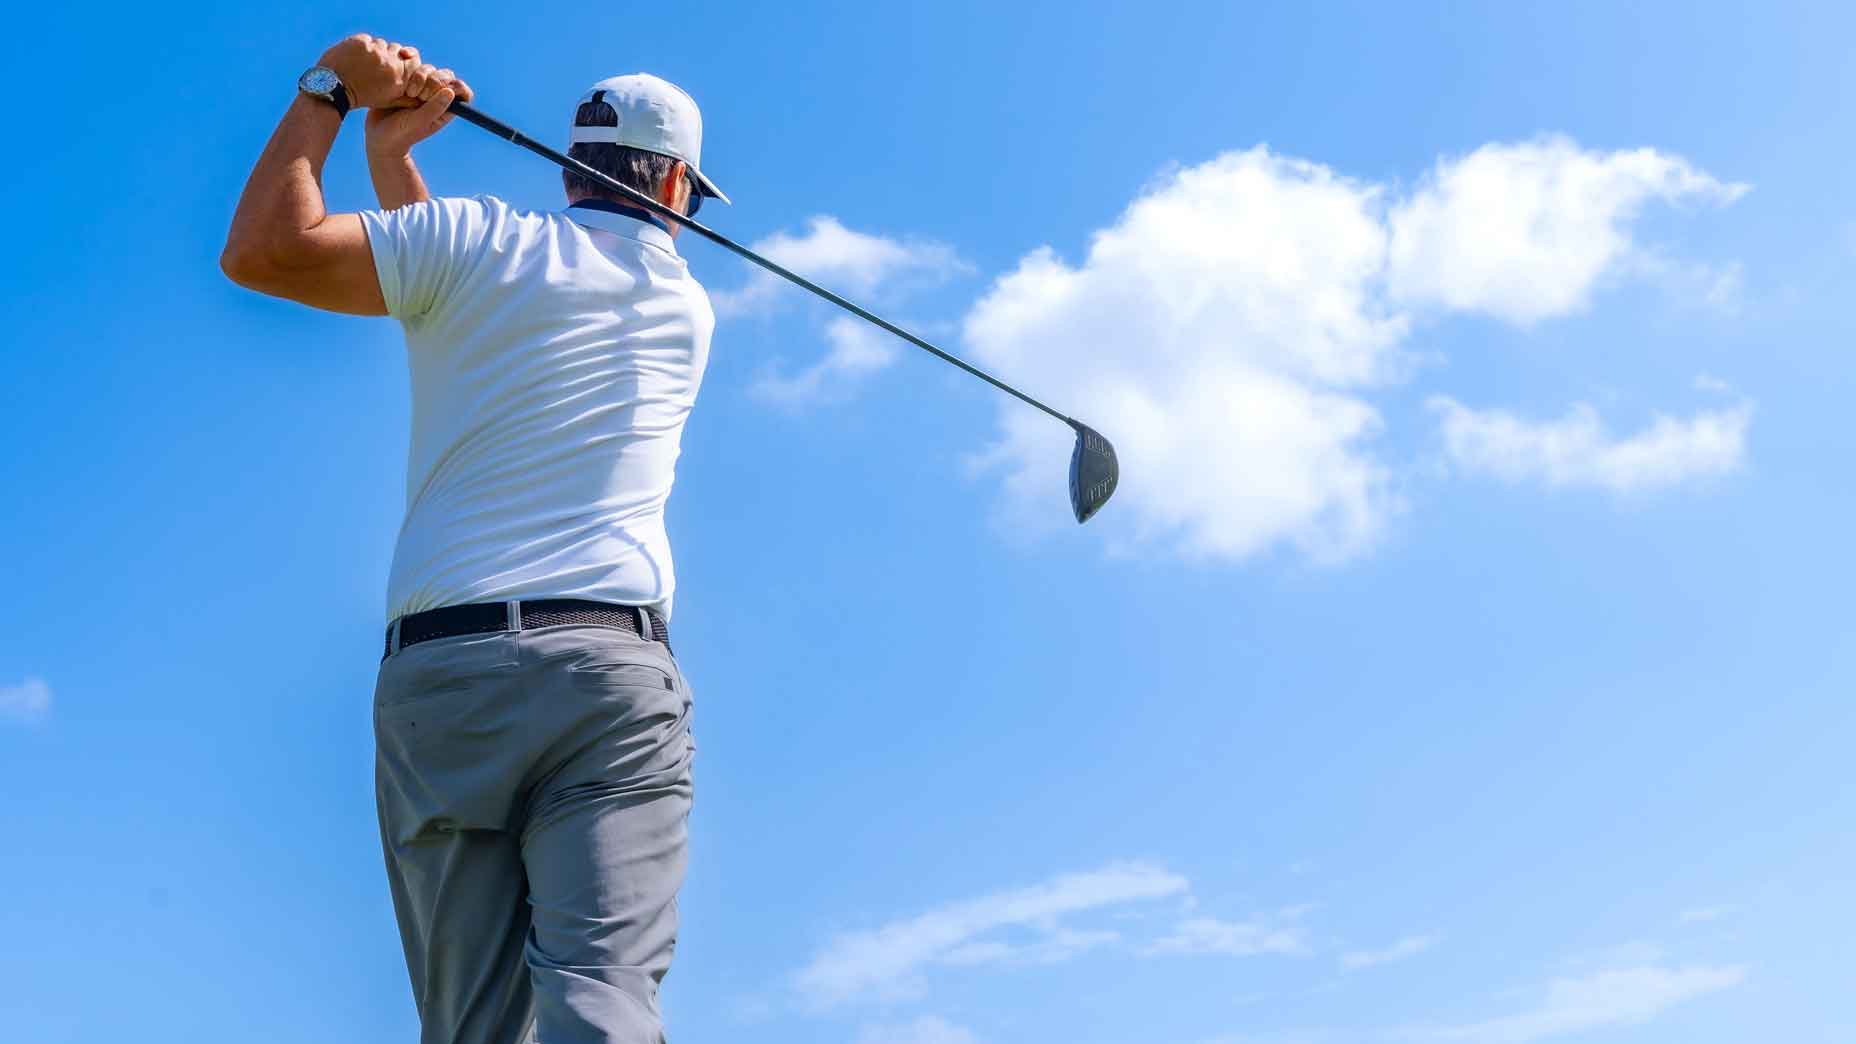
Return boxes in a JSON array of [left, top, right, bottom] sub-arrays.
[[567, 660, 676, 691]]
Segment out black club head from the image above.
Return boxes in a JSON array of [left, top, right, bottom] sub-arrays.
[[1067, 421, 1119, 524]]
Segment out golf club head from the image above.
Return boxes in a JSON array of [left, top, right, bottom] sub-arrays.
[[1068, 421, 1119, 524]]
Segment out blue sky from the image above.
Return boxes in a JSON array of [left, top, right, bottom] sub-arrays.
[[2, 2, 1851, 1042]]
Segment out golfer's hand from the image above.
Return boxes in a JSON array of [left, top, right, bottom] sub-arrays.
[[318, 34, 427, 110], [366, 62, 473, 157]]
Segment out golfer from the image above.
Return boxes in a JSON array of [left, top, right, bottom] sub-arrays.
[[221, 33, 720, 1044]]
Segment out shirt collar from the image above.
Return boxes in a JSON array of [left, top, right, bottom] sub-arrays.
[[565, 199, 678, 254]]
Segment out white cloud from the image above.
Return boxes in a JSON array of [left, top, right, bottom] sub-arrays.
[[1140, 906, 1312, 959], [961, 139, 1743, 560], [1387, 137, 1748, 323], [713, 216, 967, 318], [1420, 962, 1746, 1043], [0, 677, 51, 723], [1429, 396, 1752, 494], [853, 1015, 980, 1044], [964, 148, 1404, 561], [793, 862, 1187, 1009], [751, 316, 903, 406], [1342, 933, 1440, 970]]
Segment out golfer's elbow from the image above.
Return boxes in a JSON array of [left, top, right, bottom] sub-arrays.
[[220, 228, 306, 293], [219, 239, 266, 289]]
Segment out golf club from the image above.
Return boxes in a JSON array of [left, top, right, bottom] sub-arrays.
[[447, 99, 1120, 524]]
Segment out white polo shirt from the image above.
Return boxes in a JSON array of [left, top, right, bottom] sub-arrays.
[[361, 194, 713, 624]]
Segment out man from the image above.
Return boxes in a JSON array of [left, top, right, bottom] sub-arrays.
[[222, 33, 722, 1044]]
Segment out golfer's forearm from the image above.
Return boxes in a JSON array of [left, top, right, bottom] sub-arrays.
[[368, 150, 431, 209], [222, 97, 343, 277]]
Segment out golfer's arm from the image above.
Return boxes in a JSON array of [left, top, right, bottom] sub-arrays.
[[221, 96, 388, 316], [367, 149, 431, 210]]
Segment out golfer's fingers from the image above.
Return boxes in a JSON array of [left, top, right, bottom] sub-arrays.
[[408, 63, 443, 101], [431, 69, 469, 103], [448, 76, 474, 103], [390, 43, 421, 87], [416, 87, 457, 132]]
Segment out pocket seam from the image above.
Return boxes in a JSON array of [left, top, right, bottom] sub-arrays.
[[565, 662, 676, 690]]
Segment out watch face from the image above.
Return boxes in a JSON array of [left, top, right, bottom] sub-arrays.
[[300, 66, 340, 98]]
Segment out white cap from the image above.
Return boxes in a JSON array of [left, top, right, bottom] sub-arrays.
[[569, 74, 729, 206]]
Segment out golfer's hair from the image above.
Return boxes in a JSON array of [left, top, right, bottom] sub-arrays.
[[564, 100, 681, 202]]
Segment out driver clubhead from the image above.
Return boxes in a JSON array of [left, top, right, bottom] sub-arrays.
[[1068, 421, 1119, 524]]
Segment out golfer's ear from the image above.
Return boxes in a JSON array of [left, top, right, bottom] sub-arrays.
[[664, 160, 688, 208]]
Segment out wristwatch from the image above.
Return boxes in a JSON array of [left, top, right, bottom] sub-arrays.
[[298, 66, 351, 118]]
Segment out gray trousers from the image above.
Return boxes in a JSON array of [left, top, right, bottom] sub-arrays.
[[373, 621, 695, 1044]]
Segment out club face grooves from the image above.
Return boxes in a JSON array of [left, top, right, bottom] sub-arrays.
[[1068, 422, 1119, 524]]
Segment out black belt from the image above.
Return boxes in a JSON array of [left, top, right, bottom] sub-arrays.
[[384, 598, 670, 661]]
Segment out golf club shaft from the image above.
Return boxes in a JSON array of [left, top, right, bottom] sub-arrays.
[[447, 100, 1073, 427]]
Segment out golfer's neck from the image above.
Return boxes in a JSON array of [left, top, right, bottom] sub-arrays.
[[567, 192, 684, 237]]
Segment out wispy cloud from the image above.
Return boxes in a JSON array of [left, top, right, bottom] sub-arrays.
[[713, 215, 967, 319], [962, 138, 1744, 559], [1197, 1033, 1340, 1044], [1429, 395, 1752, 494], [1342, 933, 1440, 970], [941, 927, 1119, 967], [792, 862, 1187, 1009], [1677, 905, 1739, 925], [0, 677, 51, 724], [1140, 905, 1313, 959], [718, 216, 968, 405], [853, 1015, 981, 1044], [1414, 961, 1746, 1043], [750, 315, 903, 406]]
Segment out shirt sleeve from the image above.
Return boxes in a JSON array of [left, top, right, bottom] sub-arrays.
[[358, 196, 496, 321]]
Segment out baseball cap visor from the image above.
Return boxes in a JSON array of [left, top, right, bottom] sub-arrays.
[[688, 166, 730, 206]]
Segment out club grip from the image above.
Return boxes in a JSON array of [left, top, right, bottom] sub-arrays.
[[447, 100, 521, 143]]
